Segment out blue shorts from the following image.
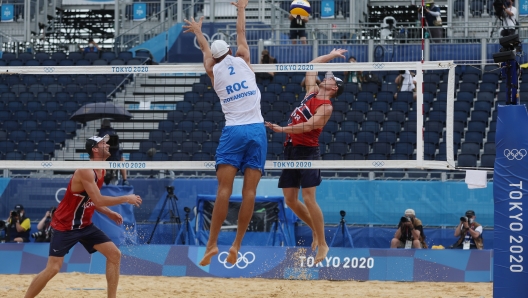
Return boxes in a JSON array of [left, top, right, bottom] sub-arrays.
[[216, 123, 267, 175], [49, 224, 112, 257], [278, 144, 322, 189]]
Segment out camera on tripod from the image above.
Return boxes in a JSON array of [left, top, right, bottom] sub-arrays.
[[166, 185, 175, 195]]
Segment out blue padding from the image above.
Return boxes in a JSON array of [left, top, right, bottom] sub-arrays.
[[493, 105, 528, 296], [92, 185, 137, 245]]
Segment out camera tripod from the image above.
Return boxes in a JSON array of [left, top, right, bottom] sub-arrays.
[[266, 208, 287, 246], [147, 187, 181, 244], [175, 207, 197, 245], [329, 211, 354, 248]]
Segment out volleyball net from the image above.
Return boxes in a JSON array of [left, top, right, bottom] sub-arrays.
[[0, 60, 457, 172]]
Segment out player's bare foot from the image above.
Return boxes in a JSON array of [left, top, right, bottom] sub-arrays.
[[225, 246, 239, 265], [311, 232, 318, 251], [199, 246, 218, 266], [314, 244, 329, 264]]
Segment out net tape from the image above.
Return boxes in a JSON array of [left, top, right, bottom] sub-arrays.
[[0, 61, 457, 170]]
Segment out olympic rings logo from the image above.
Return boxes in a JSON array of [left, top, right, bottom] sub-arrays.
[[203, 162, 216, 168], [217, 251, 255, 269], [372, 63, 385, 69], [41, 162, 53, 168], [504, 149, 527, 160], [43, 67, 55, 73], [372, 161, 385, 167]]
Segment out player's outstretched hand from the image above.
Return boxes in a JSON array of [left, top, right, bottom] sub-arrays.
[[330, 48, 347, 60], [127, 194, 142, 207], [108, 211, 123, 225], [183, 16, 204, 34], [231, 0, 248, 9], [265, 121, 283, 133]]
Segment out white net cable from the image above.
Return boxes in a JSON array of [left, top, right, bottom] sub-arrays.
[[0, 61, 456, 171]]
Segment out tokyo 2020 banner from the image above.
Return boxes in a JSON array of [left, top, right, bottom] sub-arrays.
[[494, 105, 528, 297], [0, 244, 491, 282]]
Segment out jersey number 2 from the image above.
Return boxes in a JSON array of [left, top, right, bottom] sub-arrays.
[[228, 66, 235, 75]]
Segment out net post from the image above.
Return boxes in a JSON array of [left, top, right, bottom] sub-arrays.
[[446, 62, 456, 167]]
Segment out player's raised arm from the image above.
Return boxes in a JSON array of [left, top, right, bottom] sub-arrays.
[[304, 48, 347, 94], [232, 0, 250, 65], [183, 16, 215, 82]]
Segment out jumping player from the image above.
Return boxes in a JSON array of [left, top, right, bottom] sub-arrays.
[[183, 0, 267, 267], [265, 48, 346, 264], [25, 135, 142, 298]]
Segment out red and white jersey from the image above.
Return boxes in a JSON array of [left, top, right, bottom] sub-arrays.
[[286, 92, 332, 147], [51, 170, 105, 231]]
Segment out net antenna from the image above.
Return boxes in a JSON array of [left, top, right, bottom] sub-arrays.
[[0, 61, 456, 172]]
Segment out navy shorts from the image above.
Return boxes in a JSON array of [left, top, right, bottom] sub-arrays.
[[290, 29, 307, 39], [49, 224, 112, 257], [278, 145, 322, 189]]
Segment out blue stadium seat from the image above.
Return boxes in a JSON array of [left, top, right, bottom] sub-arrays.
[[118, 51, 133, 62], [467, 120, 487, 134], [101, 52, 117, 62], [386, 111, 406, 123], [176, 101, 193, 113], [278, 92, 296, 104], [350, 101, 369, 113], [424, 121, 444, 133], [192, 152, 212, 161], [268, 141, 284, 156], [171, 152, 191, 161], [328, 142, 349, 154], [266, 83, 283, 95], [471, 110, 489, 123], [48, 130, 67, 145], [8, 60, 23, 66], [25, 59, 40, 66], [334, 131, 354, 144], [285, 83, 302, 94], [340, 121, 360, 134], [2, 120, 19, 131], [51, 110, 70, 123], [362, 82, 379, 94], [158, 120, 175, 133], [189, 130, 209, 143], [181, 141, 200, 153], [423, 82, 437, 94], [391, 101, 410, 114], [397, 91, 414, 104], [42, 59, 57, 66], [139, 140, 158, 153], [152, 152, 170, 161], [324, 120, 339, 133], [51, 52, 67, 63], [394, 142, 414, 155], [424, 131, 440, 145], [382, 121, 402, 134], [372, 142, 392, 155], [37, 140, 55, 156], [356, 131, 375, 144], [464, 131, 484, 146], [457, 154, 477, 167], [149, 130, 166, 144], [377, 131, 397, 144], [21, 75, 38, 86], [322, 153, 342, 160], [399, 131, 417, 144], [361, 121, 380, 134], [365, 110, 385, 123], [29, 130, 47, 143], [333, 101, 349, 112], [176, 120, 195, 133], [26, 152, 45, 160], [0, 140, 16, 153], [477, 91, 494, 103], [168, 131, 187, 143], [349, 142, 370, 155], [340, 92, 355, 103], [356, 91, 375, 104], [205, 111, 225, 122], [202, 92, 219, 103], [10, 130, 27, 142], [160, 141, 180, 154], [20, 120, 38, 132], [201, 141, 218, 155], [371, 101, 389, 113], [480, 153, 495, 168], [484, 142, 495, 155], [6, 152, 24, 160], [344, 153, 365, 160], [319, 131, 333, 144], [130, 152, 147, 161], [272, 101, 291, 112], [17, 140, 36, 154], [479, 82, 496, 93]]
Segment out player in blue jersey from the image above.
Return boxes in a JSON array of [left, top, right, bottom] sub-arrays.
[[183, 0, 267, 266]]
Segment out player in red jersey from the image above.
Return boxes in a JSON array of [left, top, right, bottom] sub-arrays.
[[25, 135, 142, 298], [265, 48, 347, 264]]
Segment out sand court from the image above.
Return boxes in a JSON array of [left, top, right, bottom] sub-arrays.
[[0, 273, 493, 297]]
